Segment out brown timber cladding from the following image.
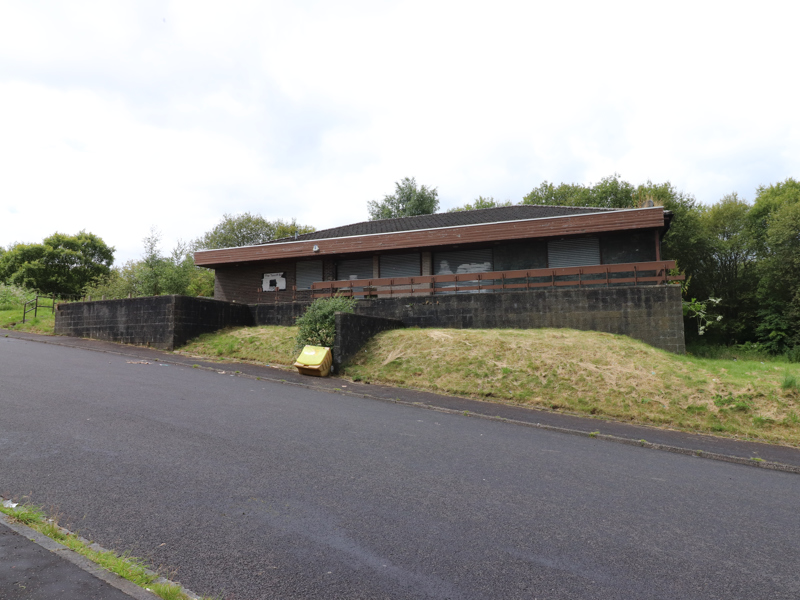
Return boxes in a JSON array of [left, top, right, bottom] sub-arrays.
[[195, 208, 666, 267]]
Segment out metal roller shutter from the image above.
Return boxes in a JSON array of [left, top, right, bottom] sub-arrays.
[[296, 260, 323, 290], [433, 249, 493, 275], [380, 253, 421, 278], [547, 238, 601, 268], [337, 257, 374, 281]]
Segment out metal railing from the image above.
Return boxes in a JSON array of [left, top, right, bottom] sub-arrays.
[[310, 261, 683, 299], [22, 294, 56, 323]]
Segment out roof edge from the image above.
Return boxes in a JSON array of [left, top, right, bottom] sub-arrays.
[[194, 206, 664, 258]]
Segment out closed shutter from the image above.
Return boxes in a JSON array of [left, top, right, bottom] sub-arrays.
[[433, 249, 493, 275], [337, 257, 373, 281], [434, 248, 494, 293], [296, 260, 323, 290], [547, 238, 601, 268], [380, 253, 421, 278]]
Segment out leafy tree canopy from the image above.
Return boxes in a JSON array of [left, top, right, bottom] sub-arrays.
[[447, 196, 513, 212], [522, 174, 636, 209], [86, 228, 215, 299], [367, 177, 439, 220], [0, 231, 114, 296], [194, 212, 315, 250], [750, 180, 800, 351], [748, 178, 800, 253]]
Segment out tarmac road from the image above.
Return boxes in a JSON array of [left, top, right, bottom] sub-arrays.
[[1, 335, 799, 599]]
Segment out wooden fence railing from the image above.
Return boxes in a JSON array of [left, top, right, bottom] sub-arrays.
[[310, 261, 683, 299]]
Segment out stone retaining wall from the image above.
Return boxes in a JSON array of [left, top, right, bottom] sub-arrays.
[[54, 296, 253, 350], [54, 285, 684, 355], [333, 313, 405, 370], [350, 285, 685, 354]]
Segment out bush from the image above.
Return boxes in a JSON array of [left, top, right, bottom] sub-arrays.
[[0, 283, 35, 310], [788, 346, 800, 364], [295, 296, 357, 349]]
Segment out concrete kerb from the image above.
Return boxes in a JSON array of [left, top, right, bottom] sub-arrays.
[[0, 507, 205, 600], [3, 329, 800, 476]]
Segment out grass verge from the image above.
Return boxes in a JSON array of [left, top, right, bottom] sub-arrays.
[[0, 307, 56, 335], [341, 327, 800, 447], [177, 325, 298, 366], [0, 500, 215, 600]]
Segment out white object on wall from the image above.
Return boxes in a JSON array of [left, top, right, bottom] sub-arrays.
[[262, 272, 287, 292]]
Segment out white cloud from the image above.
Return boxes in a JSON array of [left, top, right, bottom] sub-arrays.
[[1, 0, 798, 263]]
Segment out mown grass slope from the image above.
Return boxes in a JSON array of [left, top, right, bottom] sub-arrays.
[[178, 326, 299, 366], [342, 328, 800, 446]]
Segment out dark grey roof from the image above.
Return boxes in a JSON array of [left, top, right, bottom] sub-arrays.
[[272, 204, 619, 243]]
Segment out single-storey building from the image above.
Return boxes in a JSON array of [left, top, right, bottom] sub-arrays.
[[53, 205, 685, 355], [193, 204, 678, 304]]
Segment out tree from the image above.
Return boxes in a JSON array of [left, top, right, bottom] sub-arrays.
[[367, 177, 439, 220], [85, 230, 215, 299], [690, 194, 757, 342], [634, 181, 709, 293], [750, 179, 800, 352], [447, 196, 513, 212], [522, 180, 589, 206], [0, 231, 114, 296], [521, 174, 634, 208], [194, 213, 315, 250]]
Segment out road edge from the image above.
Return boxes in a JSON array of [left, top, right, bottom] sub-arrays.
[[0, 506, 206, 600], [3, 328, 799, 475]]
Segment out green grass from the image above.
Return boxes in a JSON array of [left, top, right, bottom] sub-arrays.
[[0, 501, 214, 600], [178, 325, 299, 366], [0, 307, 56, 335], [340, 328, 800, 447], [783, 373, 799, 391]]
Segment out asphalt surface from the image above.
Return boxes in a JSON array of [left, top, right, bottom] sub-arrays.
[[0, 518, 144, 600], [1, 334, 800, 599], [5, 329, 800, 470]]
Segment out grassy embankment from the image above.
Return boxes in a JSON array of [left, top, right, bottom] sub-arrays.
[[177, 325, 300, 366], [181, 325, 800, 446], [0, 307, 55, 335]]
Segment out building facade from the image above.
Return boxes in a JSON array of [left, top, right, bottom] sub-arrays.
[[194, 205, 677, 305]]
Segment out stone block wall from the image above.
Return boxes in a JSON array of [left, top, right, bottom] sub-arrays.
[[350, 285, 685, 353], [54, 285, 685, 355], [333, 313, 405, 370], [55, 296, 177, 349], [171, 296, 254, 347], [250, 302, 310, 327], [55, 296, 253, 350]]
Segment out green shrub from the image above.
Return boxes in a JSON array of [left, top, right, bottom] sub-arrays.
[[0, 283, 35, 310], [295, 296, 357, 349], [787, 346, 800, 364]]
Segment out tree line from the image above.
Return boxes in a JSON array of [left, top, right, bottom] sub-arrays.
[[0, 214, 314, 301], [2, 175, 798, 356]]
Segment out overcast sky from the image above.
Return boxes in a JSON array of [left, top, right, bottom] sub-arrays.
[[1, 1, 798, 264]]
